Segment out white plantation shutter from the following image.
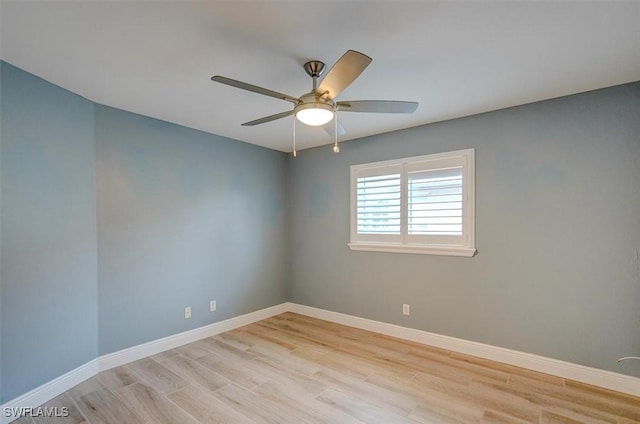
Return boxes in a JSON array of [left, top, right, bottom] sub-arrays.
[[356, 173, 401, 235], [351, 164, 403, 243], [408, 167, 463, 236], [350, 149, 475, 256]]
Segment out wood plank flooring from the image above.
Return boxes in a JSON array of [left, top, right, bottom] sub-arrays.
[[12, 313, 640, 423]]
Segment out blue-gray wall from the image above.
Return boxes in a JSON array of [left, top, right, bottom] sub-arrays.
[[289, 82, 640, 376], [0, 58, 4, 404], [0, 62, 288, 403], [95, 105, 288, 354], [0, 62, 98, 402]]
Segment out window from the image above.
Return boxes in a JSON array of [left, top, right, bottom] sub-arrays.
[[349, 149, 475, 257]]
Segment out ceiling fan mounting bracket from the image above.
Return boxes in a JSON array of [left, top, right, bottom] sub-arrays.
[[303, 61, 326, 78]]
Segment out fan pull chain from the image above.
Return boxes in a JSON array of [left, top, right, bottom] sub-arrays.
[[332, 110, 340, 153], [292, 114, 297, 158]]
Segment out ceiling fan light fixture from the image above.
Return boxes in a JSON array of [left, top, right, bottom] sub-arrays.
[[295, 102, 334, 126]]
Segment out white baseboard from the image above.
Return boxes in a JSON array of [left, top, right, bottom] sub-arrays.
[[287, 302, 640, 397], [99, 303, 289, 372], [2, 301, 639, 424], [0, 360, 98, 424], [0, 303, 288, 424]]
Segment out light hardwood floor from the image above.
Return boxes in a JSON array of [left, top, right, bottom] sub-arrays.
[[13, 312, 640, 423]]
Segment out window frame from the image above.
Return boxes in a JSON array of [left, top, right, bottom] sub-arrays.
[[348, 148, 476, 257]]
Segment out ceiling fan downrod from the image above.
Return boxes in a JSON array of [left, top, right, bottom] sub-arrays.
[[303, 60, 325, 92]]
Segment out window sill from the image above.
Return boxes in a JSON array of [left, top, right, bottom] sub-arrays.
[[347, 242, 476, 257]]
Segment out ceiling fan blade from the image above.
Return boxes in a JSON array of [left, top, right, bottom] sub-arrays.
[[337, 100, 418, 113], [322, 119, 346, 137], [318, 50, 372, 100], [242, 110, 294, 126], [211, 75, 300, 104]]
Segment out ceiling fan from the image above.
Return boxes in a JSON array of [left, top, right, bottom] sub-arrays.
[[211, 50, 418, 152]]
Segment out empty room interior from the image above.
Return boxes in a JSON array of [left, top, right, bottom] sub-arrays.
[[1, 1, 640, 423]]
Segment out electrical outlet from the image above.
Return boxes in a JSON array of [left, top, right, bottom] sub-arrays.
[[210, 300, 217, 312], [184, 306, 192, 319], [402, 304, 410, 316]]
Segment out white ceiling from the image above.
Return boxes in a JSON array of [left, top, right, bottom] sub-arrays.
[[1, 1, 639, 152]]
